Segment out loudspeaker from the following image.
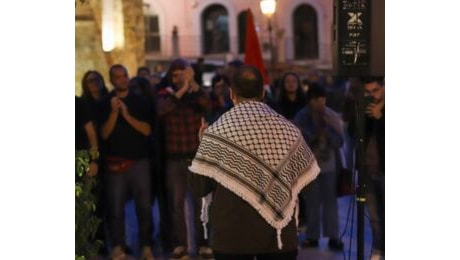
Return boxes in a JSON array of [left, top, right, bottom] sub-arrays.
[[333, 0, 384, 77]]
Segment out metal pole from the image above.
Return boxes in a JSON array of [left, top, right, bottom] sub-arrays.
[[355, 78, 367, 260], [267, 18, 275, 83]]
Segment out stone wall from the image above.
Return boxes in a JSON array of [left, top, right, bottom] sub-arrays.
[[75, 0, 145, 95]]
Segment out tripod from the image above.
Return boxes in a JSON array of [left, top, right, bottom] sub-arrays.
[[355, 78, 367, 260], [338, 77, 372, 260]]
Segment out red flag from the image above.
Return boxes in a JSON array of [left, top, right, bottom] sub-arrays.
[[244, 8, 269, 85]]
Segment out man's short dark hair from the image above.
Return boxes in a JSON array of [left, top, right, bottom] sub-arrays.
[[166, 58, 189, 84], [109, 64, 127, 79], [231, 65, 264, 99], [361, 76, 384, 86], [307, 83, 326, 102], [211, 74, 231, 89], [137, 66, 151, 75]]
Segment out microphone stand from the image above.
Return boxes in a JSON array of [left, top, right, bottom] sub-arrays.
[[355, 78, 367, 260]]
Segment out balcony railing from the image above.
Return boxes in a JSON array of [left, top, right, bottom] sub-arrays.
[[144, 34, 332, 70]]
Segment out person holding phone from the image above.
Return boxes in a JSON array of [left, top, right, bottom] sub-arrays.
[[293, 84, 345, 251], [156, 58, 213, 259], [362, 77, 385, 260]]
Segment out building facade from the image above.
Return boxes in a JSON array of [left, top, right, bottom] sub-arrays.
[[75, 0, 333, 94]]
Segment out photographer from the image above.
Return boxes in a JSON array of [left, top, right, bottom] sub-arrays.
[[343, 77, 385, 260], [363, 77, 385, 260]]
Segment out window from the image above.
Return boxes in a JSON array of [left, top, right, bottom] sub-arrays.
[[238, 11, 247, 53], [145, 15, 160, 53], [293, 4, 318, 59], [202, 4, 229, 54]]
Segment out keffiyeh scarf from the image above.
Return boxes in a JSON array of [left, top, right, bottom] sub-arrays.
[[189, 101, 320, 249]]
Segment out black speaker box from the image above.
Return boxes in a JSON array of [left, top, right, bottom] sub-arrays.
[[333, 0, 384, 77]]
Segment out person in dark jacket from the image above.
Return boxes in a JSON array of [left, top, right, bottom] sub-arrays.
[[294, 85, 345, 251], [344, 77, 385, 260], [274, 72, 306, 121], [362, 77, 385, 260], [188, 65, 320, 260]]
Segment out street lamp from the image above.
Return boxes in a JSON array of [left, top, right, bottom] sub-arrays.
[[260, 0, 276, 18], [260, 0, 277, 82], [101, 0, 124, 52]]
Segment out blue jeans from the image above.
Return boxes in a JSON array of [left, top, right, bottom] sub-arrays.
[[165, 158, 206, 249], [106, 158, 153, 248], [302, 170, 340, 240]]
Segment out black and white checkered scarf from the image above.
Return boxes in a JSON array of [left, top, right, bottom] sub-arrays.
[[189, 101, 320, 249]]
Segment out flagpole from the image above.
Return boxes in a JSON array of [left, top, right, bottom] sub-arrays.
[[267, 17, 276, 84]]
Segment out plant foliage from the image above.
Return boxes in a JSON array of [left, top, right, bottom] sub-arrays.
[[75, 150, 102, 259]]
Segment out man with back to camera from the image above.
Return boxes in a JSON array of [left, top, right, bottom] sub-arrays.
[[188, 65, 320, 260]]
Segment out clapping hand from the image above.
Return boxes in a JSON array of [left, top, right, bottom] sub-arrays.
[[184, 66, 200, 92], [198, 117, 209, 142], [110, 96, 121, 114], [119, 99, 130, 120]]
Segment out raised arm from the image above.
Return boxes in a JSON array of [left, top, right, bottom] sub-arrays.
[[101, 97, 120, 140]]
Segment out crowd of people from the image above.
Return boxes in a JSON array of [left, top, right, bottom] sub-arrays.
[[75, 57, 385, 260]]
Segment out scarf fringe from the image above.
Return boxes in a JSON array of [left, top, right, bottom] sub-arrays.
[[189, 160, 320, 249], [277, 228, 283, 249], [295, 199, 299, 229], [200, 193, 213, 240], [189, 101, 320, 250]]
